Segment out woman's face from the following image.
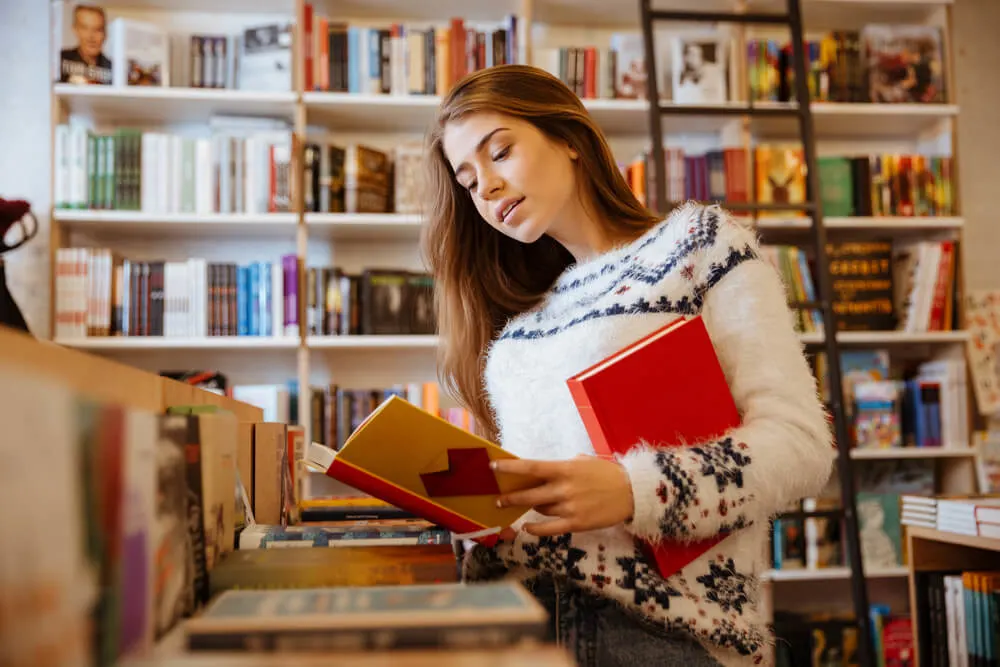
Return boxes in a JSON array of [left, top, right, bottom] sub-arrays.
[[442, 111, 579, 244]]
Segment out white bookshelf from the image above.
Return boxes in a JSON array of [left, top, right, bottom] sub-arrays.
[[48, 0, 971, 642], [53, 84, 297, 124], [54, 210, 299, 237], [763, 565, 909, 582], [848, 447, 975, 460], [55, 336, 299, 350]]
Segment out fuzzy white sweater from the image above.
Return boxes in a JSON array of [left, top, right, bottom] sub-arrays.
[[467, 204, 836, 666]]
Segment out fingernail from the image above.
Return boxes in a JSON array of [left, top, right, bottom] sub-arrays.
[[496, 498, 504, 508], [490, 461, 498, 470]]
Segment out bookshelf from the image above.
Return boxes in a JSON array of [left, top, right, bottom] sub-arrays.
[[47, 0, 978, 660], [905, 526, 1000, 667]]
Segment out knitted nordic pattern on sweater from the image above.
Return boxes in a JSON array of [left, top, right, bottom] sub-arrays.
[[468, 204, 835, 667]]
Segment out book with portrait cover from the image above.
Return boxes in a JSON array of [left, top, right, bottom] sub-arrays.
[[53, 2, 113, 85]]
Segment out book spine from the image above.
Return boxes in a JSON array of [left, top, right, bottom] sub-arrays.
[[565, 379, 613, 457], [326, 458, 497, 546]]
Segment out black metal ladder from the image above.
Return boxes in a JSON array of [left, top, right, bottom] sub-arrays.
[[637, 1, 873, 666]]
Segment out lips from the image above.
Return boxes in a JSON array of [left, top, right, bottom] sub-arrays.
[[496, 197, 524, 226]]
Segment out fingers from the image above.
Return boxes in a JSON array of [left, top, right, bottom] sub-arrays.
[[523, 518, 575, 537], [497, 482, 564, 509], [491, 458, 564, 479]]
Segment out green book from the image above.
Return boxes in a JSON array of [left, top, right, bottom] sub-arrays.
[[818, 156, 854, 217]]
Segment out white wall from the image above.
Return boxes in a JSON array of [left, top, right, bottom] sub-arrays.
[[951, 0, 1000, 292], [0, 0, 52, 337]]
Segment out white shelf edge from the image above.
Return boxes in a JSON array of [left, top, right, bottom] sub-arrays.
[[764, 566, 908, 582], [824, 216, 964, 229], [305, 213, 423, 226], [849, 447, 976, 460], [54, 83, 296, 105], [307, 335, 439, 349], [54, 210, 299, 225], [55, 337, 299, 350], [799, 330, 969, 345]]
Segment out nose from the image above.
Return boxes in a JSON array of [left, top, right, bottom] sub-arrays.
[[477, 172, 503, 200]]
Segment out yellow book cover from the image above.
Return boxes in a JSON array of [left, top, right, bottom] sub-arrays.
[[755, 145, 807, 217], [306, 396, 534, 544]]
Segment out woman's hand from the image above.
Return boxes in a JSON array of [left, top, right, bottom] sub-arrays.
[[492, 455, 635, 538]]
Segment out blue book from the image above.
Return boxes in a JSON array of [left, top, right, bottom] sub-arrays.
[[262, 262, 272, 337], [237, 265, 249, 336], [249, 262, 260, 336]]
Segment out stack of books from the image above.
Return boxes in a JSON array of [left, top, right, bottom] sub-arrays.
[[901, 495, 1000, 538]]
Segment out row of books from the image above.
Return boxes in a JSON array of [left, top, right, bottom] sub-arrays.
[[850, 358, 970, 450], [4, 368, 297, 663], [919, 571, 999, 667], [54, 249, 299, 339], [756, 25, 946, 105], [774, 609, 912, 666], [53, 118, 293, 214], [814, 350, 970, 449], [305, 266, 436, 337], [302, 140, 423, 215], [55, 5, 293, 92], [824, 239, 958, 333], [306, 382, 478, 451], [772, 460, 935, 571], [902, 495, 1000, 539], [762, 245, 824, 335], [302, 10, 521, 95], [820, 154, 956, 218], [622, 146, 955, 220]]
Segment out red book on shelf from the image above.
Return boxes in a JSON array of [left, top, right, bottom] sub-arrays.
[[566, 315, 741, 578]]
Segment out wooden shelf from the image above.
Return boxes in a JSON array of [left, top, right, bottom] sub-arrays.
[[308, 335, 440, 349], [55, 337, 299, 350], [753, 216, 963, 233], [907, 526, 1000, 555], [54, 210, 298, 237], [849, 448, 975, 460], [54, 84, 296, 124]]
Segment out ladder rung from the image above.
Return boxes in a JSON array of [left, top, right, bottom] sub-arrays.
[[650, 9, 791, 25], [657, 104, 800, 117]]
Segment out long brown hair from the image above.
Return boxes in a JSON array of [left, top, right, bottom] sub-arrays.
[[422, 65, 659, 442]]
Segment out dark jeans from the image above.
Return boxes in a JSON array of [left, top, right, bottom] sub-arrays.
[[526, 576, 723, 667]]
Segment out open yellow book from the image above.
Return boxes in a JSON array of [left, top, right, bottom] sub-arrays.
[[305, 396, 534, 544]]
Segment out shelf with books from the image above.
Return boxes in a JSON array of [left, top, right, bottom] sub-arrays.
[[53, 84, 297, 124], [305, 213, 424, 240], [53, 210, 299, 237], [54, 336, 300, 350], [307, 335, 440, 350], [764, 565, 909, 582], [749, 102, 958, 139], [849, 447, 975, 460], [531, 0, 951, 28]]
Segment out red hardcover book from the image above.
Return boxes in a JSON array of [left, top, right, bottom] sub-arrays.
[[566, 315, 741, 578]]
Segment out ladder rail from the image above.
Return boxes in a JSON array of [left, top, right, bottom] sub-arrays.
[[784, 1, 874, 665], [637, 1, 876, 665]]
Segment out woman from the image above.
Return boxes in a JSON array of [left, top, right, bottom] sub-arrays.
[[422, 65, 834, 667]]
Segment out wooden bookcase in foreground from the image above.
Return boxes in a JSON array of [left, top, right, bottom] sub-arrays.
[[906, 526, 1000, 667]]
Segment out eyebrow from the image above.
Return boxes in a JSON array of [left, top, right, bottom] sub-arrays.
[[453, 127, 509, 179]]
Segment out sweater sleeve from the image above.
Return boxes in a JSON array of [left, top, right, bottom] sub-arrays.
[[619, 206, 836, 544]]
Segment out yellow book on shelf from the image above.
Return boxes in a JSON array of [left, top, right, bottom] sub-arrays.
[[305, 396, 534, 545]]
